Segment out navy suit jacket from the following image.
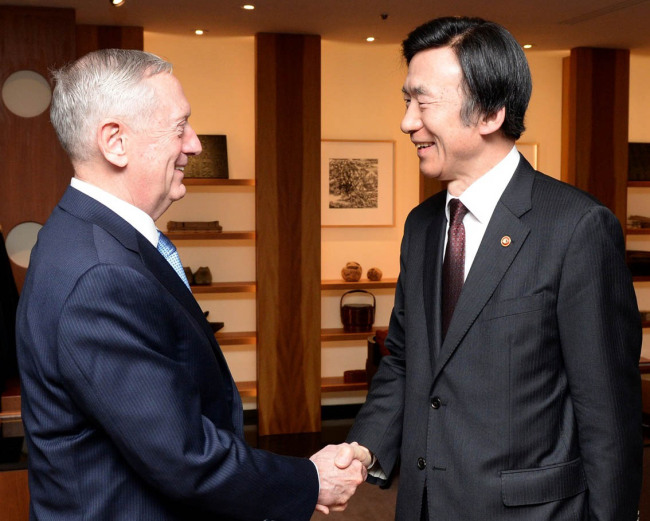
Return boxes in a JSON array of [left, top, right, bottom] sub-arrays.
[[16, 187, 318, 520], [348, 157, 643, 520]]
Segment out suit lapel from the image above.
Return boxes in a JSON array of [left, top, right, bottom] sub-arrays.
[[432, 157, 535, 380], [423, 201, 447, 367]]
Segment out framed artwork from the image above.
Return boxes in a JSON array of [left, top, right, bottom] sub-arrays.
[[184, 134, 229, 178], [321, 140, 395, 227], [517, 142, 538, 169]]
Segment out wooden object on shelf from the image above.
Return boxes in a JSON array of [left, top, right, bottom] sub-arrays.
[[561, 48, 630, 228], [184, 135, 229, 179], [343, 369, 367, 384], [256, 33, 322, 436], [167, 221, 223, 232]]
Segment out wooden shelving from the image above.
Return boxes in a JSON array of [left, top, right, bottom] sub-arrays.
[[215, 331, 256, 346], [235, 376, 368, 398], [191, 281, 256, 294], [634, 276, 650, 282], [184, 178, 255, 187], [166, 230, 255, 241], [321, 328, 375, 342], [628, 181, 650, 188], [628, 228, 650, 235], [213, 328, 380, 345], [321, 278, 397, 290]]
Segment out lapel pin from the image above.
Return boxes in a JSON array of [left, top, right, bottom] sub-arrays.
[[500, 236, 511, 247]]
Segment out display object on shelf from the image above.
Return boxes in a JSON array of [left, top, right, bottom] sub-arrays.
[[203, 311, 224, 334], [628, 215, 650, 229], [343, 369, 367, 383], [628, 143, 650, 181], [167, 220, 223, 232], [192, 266, 212, 285], [367, 267, 383, 281], [340, 289, 375, 332], [183, 134, 229, 179], [627, 250, 650, 276], [341, 261, 362, 282]]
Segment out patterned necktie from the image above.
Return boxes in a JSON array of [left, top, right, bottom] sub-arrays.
[[157, 231, 191, 290], [442, 199, 469, 339]]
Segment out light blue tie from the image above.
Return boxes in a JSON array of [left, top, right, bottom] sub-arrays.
[[157, 231, 191, 290]]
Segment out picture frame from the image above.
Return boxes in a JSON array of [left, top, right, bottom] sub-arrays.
[[517, 142, 538, 169], [184, 134, 229, 179], [321, 140, 395, 227]]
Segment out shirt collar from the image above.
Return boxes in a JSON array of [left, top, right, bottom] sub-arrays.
[[447, 145, 520, 224], [70, 177, 160, 247]]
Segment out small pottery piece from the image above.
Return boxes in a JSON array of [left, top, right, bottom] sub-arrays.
[[341, 261, 362, 282]]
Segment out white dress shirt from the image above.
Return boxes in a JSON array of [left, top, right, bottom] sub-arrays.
[[445, 145, 520, 280], [70, 177, 160, 248]]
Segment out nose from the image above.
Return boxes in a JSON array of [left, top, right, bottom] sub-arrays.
[[183, 123, 202, 156], [400, 102, 422, 135]]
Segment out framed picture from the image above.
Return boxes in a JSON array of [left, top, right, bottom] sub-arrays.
[[321, 140, 395, 227], [517, 142, 538, 169], [184, 134, 229, 178]]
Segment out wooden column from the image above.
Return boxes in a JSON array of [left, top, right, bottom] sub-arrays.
[[0, 7, 76, 291], [0, 469, 29, 521], [561, 47, 630, 227], [76, 25, 144, 58], [255, 34, 321, 435]]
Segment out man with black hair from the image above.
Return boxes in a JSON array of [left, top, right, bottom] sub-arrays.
[[344, 16, 642, 520]]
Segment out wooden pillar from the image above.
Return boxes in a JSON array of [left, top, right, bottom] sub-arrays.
[[420, 177, 443, 203], [76, 25, 144, 58], [0, 6, 77, 291], [561, 47, 630, 227], [0, 469, 29, 521], [255, 34, 321, 435]]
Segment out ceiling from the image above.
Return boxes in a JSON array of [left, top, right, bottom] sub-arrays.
[[4, 0, 650, 53]]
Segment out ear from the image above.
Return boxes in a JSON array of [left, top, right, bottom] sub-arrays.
[[478, 106, 506, 137], [98, 121, 128, 168]]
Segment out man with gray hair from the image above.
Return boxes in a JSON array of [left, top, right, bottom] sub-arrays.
[[16, 49, 369, 521]]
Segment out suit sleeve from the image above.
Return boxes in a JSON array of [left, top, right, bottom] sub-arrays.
[[57, 263, 318, 521], [556, 205, 643, 521], [346, 222, 411, 483]]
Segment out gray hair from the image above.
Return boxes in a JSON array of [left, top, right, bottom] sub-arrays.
[[50, 49, 173, 162]]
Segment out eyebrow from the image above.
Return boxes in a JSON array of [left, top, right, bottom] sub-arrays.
[[402, 85, 431, 96]]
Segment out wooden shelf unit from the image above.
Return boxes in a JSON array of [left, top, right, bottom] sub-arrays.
[[628, 228, 650, 235], [184, 178, 255, 187], [235, 376, 368, 398], [213, 327, 380, 345], [166, 230, 255, 241], [191, 281, 256, 294], [628, 181, 650, 188], [321, 278, 398, 290]]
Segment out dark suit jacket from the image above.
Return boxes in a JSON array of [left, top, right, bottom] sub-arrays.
[[348, 157, 643, 520], [16, 187, 318, 521]]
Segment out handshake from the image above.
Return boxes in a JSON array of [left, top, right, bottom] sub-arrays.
[[309, 442, 373, 514]]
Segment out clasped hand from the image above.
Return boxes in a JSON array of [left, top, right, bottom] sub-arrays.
[[309, 442, 372, 514]]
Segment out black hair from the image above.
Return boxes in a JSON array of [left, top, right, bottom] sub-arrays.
[[402, 16, 532, 140]]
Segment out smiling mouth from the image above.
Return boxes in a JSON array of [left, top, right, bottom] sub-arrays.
[[416, 142, 434, 150]]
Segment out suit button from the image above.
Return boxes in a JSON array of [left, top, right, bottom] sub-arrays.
[[431, 396, 441, 409], [417, 457, 426, 470]]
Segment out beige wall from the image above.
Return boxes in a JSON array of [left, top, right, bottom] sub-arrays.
[[145, 32, 650, 395], [629, 54, 650, 358]]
